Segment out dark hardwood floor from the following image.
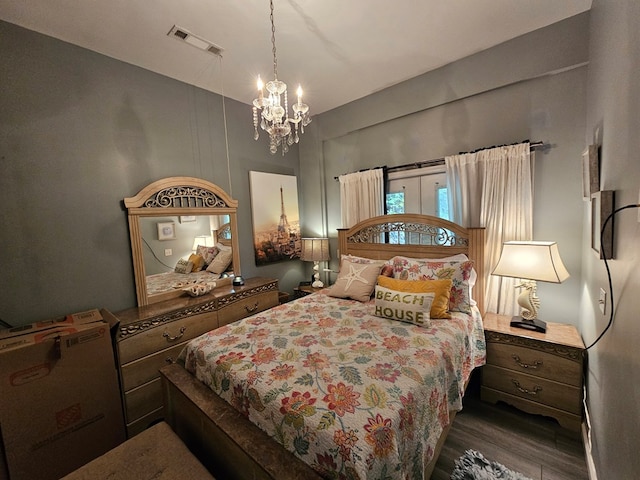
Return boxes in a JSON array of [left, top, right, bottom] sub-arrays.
[[432, 371, 589, 480]]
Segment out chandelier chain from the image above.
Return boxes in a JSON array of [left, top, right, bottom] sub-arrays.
[[252, 0, 311, 155], [270, 0, 278, 80]]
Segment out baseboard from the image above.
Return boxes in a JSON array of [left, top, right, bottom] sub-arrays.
[[582, 401, 598, 480]]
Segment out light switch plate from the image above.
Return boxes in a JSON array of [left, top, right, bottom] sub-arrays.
[[599, 288, 606, 315]]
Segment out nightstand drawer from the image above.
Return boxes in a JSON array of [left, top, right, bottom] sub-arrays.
[[217, 291, 278, 327], [118, 311, 217, 364], [486, 342, 581, 387], [120, 342, 187, 391], [483, 365, 582, 415]]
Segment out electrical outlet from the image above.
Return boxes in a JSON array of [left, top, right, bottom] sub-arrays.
[[599, 288, 606, 315], [164, 248, 172, 256]]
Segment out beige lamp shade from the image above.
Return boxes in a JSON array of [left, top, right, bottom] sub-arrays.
[[300, 238, 330, 262], [192, 235, 214, 252], [492, 241, 569, 283]]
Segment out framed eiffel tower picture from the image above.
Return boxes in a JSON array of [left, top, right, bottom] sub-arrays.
[[249, 171, 302, 265]]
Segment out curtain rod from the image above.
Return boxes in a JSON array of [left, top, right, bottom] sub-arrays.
[[334, 140, 546, 180]]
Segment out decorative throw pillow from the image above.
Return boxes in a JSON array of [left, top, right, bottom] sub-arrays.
[[174, 259, 194, 274], [390, 254, 477, 300], [206, 248, 233, 274], [373, 285, 434, 327], [390, 258, 475, 313], [188, 254, 205, 272], [327, 259, 383, 302], [340, 254, 385, 265], [196, 245, 218, 265], [377, 276, 453, 319]]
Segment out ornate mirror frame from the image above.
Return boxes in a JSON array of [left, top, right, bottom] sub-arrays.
[[124, 177, 240, 306]]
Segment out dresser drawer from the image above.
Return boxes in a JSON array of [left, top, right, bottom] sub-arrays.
[[218, 291, 278, 327], [124, 377, 163, 424], [121, 342, 188, 391], [483, 365, 582, 415], [486, 342, 581, 387], [118, 311, 217, 364], [125, 407, 164, 438]]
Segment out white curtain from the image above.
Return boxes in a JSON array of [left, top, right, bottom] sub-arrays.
[[446, 143, 533, 315], [339, 168, 385, 228]]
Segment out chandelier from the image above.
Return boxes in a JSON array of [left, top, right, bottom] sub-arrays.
[[252, 0, 310, 155]]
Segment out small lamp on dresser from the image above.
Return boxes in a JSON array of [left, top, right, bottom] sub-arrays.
[[492, 241, 570, 333], [300, 238, 330, 288]]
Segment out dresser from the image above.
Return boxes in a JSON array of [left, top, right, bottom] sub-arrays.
[[481, 313, 585, 432], [115, 277, 279, 438]]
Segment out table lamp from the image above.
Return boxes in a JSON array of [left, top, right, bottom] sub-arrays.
[[300, 238, 330, 288], [492, 241, 570, 333]]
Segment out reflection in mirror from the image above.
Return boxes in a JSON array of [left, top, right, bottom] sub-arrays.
[[124, 177, 240, 306]]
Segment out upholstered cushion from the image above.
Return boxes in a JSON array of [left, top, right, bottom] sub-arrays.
[[206, 248, 233, 274], [196, 245, 218, 265], [373, 285, 434, 327], [389, 258, 474, 313], [174, 259, 194, 274], [61, 422, 214, 480], [377, 276, 453, 319], [327, 259, 383, 302], [188, 254, 205, 272]]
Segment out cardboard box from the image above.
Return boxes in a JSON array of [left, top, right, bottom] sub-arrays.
[[0, 309, 125, 480]]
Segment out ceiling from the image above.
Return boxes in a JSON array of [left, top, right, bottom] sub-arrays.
[[1, 0, 591, 115]]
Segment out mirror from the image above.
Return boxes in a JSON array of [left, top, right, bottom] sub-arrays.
[[124, 177, 240, 306]]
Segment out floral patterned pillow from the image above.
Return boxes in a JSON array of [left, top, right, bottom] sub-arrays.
[[196, 245, 218, 265], [390, 257, 475, 313]]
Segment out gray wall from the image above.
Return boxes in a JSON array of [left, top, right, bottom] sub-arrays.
[[303, 13, 590, 327], [0, 20, 306, 325], [581, 0, 640, 478]]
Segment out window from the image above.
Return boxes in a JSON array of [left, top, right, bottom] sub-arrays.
[[387, 166, 450, 220]]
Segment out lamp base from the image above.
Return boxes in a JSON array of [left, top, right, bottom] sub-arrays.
[[510, 316, 547, 333]]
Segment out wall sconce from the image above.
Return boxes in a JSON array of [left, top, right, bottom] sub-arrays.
[[300, 238, 330, 288], [492, 241, 570, 333]]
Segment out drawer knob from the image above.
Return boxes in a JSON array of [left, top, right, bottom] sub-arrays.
[[245, 301, 259, 313], [511, 379, 542, 396], [163, 326, 186, 342], [511, 354, 542, 369]]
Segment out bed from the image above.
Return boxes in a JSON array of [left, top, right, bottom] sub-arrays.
[[160, 214, 486, 479], [144, 223, 236, 300]]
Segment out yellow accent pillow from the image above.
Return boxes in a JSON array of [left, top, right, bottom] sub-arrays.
[[377, 276, 452, 319], [188, 254, 205, 272]]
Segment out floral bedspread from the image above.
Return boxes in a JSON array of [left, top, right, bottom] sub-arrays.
[[145, 270, 220, 295], [179, 291, 486, 480]]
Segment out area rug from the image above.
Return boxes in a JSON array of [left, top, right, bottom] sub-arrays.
[[451, 449, 534, 480]]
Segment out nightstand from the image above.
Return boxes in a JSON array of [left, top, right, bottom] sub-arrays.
[[481, 312, 585, 432], [293, 283, 323, 299]]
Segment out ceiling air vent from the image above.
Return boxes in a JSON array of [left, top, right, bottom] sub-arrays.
[[167, 25, 223, 56]]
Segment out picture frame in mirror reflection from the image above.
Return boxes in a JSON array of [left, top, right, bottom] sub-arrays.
[[157, 222, 176, 241]]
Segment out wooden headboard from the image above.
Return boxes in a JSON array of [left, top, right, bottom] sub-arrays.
[[338, 214, 486, 315]]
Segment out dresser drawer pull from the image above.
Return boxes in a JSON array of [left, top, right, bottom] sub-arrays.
[[244, 301, 259, 313], [163, 326, 186, 342], [511, 379, 542, 396], [511, 354, 542, 369]]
